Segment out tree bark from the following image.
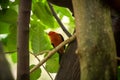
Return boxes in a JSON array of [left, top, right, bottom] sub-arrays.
[[72, 0, 117, 80], [0, 42, 14, 80], [55, 40, 80, 80], [17, 0, 31, 80]]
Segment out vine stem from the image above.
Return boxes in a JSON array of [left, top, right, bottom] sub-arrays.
[[48, 2, 72, 37], [30, 52, 53, 80]]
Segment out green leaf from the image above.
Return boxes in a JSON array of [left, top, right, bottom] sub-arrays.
[[53, 6, 72, 19], [11, 0, 19, 5], [30, 65, 41, 80], [7, 23, 17, 51], [32, 2, 57, 28], [11, 52, 17, 63], [0, 9, 17, 23], [0, 0, 9, 9], [0, 36, 8, 46], [53, 5, 75, 29], [45, 53, 59, 73], [0, 21, 10, 34], [30, 20, 51, 54]]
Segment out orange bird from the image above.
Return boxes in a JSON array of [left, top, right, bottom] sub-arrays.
[[48, 31, 65, 63]]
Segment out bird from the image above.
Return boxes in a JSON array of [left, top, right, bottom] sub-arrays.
[[48, 31, 65, 63]]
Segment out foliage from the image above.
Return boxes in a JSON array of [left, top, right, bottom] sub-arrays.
[[0, 0, 74, 79], [45, 53, 59, 73], [1, 0, 118, 79], [30, 65, 41, 80]]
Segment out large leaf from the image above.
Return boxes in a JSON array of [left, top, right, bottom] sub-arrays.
[[53, 6, 73, 19], [53, 5, 75, 29], [0, 21, 10, 34], [30, 65, 41, 80], [45, 53, 59, 73], [11, 52, 17, 63], [0, 8, 17, 23], [32, 1, 57, 28], [30, 20, 51, 54], [7, 23, 17, 51]]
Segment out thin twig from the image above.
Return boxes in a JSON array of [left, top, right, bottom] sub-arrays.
[[30, 33, 76, 73], [30, 52, 53, 80], [5, 51, 16, 54], [48, 2, 72, 37], [35, 50, 50, 56]]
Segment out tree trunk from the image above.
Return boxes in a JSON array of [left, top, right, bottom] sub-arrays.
[[55, 39, 80, 80], [17, 0, 31, 80], [0, 42, 14, 80], [72, 0, 117, 80]]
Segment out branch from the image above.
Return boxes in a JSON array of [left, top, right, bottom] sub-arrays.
[[30, 52, 53, 80], [35, 50, 50, 56], [30, 33, 76, 73], [17, 0, 31, 79], [48, 2, 72, 37]]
